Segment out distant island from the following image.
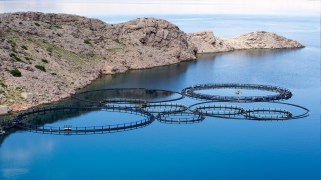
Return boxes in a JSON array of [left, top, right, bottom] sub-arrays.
[[0, 12, 304, 115]]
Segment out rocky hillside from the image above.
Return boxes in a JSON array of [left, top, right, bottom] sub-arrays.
[[225, 31, 304, 50], [187, 30, 304, 53], [0, 12, 304, 114], [0, 12, 196, 113], [187, 31, 233, 53]]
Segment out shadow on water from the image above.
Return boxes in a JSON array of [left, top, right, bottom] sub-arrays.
[[0, 85, 188, 143], [0, 108, 93, 146], [83, 60, 193, 91], [74, 89, 181, 104], [0, 88, 181, 134]]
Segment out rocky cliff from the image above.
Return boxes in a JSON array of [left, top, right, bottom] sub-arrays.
[[0, 12, 304, 114]]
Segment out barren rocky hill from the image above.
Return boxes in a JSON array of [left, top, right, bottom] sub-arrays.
[[187, 30, 304, 53], [0, 12, 304, 114]]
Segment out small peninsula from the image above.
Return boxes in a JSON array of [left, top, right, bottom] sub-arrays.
[[0, 12, 304, 114]]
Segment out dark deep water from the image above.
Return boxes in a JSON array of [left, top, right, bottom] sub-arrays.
[[0, 15, 320, 179]]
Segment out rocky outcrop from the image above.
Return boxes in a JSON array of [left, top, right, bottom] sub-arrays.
[[0, 12, 304, 114], [225, 31, 304, 50], [187, 31, 233, 53], [188, 31, 304, 54], [104, 18, 196, 72]]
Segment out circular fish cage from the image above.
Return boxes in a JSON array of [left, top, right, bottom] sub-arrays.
[[242, 108, 293, 120], [101, 98, 147, 109], [190, 104, 245, 119], [141, 103, 187, 114], [156, 112, 205, 124], [181, 83, 292, 102], [9, 85, 310, 135], [72, 88, 185, 105], [14, 106, 155, 135], [268, 102, 310, 119]]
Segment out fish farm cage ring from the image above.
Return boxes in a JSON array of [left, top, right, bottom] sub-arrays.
[[190, 104, 245, 118], [181, 83, 292, 102], [156, 112, 205, 124], [101, 98, 147, 105], [242, 108, 293, 120], [72, 88, 185, 105], [188, 101, 310, 120], [14, 106, 155, 135], [269, 102, 310, 119], [140, 103, 188, 114], [101, 98, 147, 109]]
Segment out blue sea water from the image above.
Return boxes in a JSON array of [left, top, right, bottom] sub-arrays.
[[0, 14, 320, 179]]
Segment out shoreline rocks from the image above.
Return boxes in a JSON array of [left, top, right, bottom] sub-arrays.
[[0, 12, 304, 115]]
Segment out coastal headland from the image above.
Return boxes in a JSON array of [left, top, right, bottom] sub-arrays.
[[0, 12, 304, 114]]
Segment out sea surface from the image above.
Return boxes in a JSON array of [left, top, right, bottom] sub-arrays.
[[0, 14, 320, 180]]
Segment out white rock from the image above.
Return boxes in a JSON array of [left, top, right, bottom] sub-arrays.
[[21, 92, 33, 100], [0, 105, 9, 115]]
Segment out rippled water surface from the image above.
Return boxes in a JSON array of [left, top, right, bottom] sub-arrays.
[[0, 15, 320, 180]]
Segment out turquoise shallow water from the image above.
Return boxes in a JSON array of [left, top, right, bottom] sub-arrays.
[[0, 15, 320, 179]]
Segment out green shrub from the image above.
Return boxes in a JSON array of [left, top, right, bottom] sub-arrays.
[[21, 45, 28, 50], [46, 47, 53, 53], [35, 22, 40, 26], [35, 65, 46, 72], [14, 56, 22, 61], [11, 47, 17, 53], [10, 68, 22, 77], [46, 47, 53, 56], [84, 39, 91, 44], [10, 53, 22, 61], [7, 39, 16, 47], [41, 59, 48, 63], [56, 25, 63, 29], [0, 80, 7, 87], [49, 24, 63, 29], [107, 48, 118, 52], [114, 38, 126, 45], [9, 53, 16, 57]]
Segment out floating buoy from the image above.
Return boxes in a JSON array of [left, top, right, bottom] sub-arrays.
[[64, 127, 72, 131], [64, 125, 72, 131]]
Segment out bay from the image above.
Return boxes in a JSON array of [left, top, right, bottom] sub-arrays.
[[0, 14, 320, 180]]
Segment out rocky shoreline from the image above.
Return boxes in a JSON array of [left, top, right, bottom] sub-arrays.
[[0, 12, 304, 115]]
